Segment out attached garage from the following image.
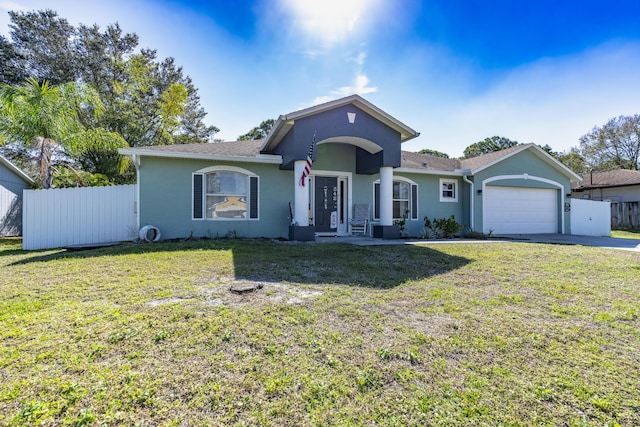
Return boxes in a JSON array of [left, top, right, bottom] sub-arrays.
[[483, 186, 558, 234]]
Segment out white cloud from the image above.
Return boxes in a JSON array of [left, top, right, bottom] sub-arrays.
[[402, 41, 640, 157], [310, 73, 378, 106]]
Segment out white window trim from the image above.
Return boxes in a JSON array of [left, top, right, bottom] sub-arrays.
[[373, 176, 418, 221], [439, 178, 458, 202], [193, 166, 259, 221]]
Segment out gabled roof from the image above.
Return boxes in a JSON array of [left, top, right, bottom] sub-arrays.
[[460, 143, 582, 181], [261, 95, 420, 152], [458, 144, 525, 171], [397, 144, 581, 181], [119, 140, 282, 164], [572, 169, 640, 190], [0, 154, 34, 185]]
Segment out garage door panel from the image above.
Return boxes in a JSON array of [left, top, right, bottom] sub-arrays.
[[484, 186, 557, 234]]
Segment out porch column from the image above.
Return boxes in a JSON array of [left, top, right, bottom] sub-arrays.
[[294, 160, 309, 226], [379, 166, 393, 226], [372, 166, 400, 239], [289, 160, 315, 241]]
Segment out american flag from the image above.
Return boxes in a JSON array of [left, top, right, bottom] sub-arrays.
[[299, 132, 316, 187]]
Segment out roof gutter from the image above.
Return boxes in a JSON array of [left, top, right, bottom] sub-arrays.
[[118, 148, 283, 164]]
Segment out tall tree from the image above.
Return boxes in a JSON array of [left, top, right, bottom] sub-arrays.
[[7, 9, 78, 85], [0, 35, 25, 85], [463, 136, 520, 158], [557, 147, 586, 173], [579, 115, 640, 171], [0, 78, 128, 188], [0, 10, 219, 149], [238, 119, 275, 141]]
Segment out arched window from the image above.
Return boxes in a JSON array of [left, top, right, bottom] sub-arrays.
[[192, 166, 259, 220], [373, 177, 418, 220]]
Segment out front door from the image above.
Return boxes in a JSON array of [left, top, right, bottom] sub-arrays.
[[314, 176, 338, 233]]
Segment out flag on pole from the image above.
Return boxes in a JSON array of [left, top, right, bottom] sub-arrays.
[[299, 131, 316, 187]]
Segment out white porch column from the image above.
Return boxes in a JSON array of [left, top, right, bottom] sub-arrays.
[[294, 160, 309, 226], [379, 166, 393, 226]]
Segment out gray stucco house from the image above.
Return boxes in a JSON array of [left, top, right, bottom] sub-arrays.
[[0, 154, 33, 236], [571, 169, 640, 202], [120, 95, 581, 240]]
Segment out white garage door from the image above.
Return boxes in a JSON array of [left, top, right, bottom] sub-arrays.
[[484, 186, 558, 234]]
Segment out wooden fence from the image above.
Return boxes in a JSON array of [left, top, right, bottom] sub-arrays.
[[611, 201, 640, 229], [22, 185, 137, 250]]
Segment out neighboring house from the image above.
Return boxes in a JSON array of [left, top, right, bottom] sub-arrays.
[[0, 154, 34, 236], [571, 169, 640, 202], [572, 169, 640, 229], [120, 95, 581, 240]]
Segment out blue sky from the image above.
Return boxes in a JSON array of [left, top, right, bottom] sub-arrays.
[[2, 0, 640, 157]]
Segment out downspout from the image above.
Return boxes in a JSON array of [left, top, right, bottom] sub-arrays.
[[462, 175, 474, 230], [456, 168, 474, 231]]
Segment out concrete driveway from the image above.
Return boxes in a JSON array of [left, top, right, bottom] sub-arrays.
[[317, 234, 640, 252], [498, 234, 640, 252]]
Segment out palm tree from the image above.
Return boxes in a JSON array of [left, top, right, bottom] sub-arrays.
[[0, 78, 128, 188]]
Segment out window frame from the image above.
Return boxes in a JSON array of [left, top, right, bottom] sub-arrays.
[[192, 166, 259, 221], [439, 178, 458, 203], [373, 176, 418, 221]]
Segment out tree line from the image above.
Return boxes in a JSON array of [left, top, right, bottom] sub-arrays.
[[0, 9, 219, 187]]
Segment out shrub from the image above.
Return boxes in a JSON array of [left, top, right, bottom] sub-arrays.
[[423, 215, 463, 239]]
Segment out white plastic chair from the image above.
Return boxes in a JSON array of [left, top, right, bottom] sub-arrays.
[[350, 204, 370, 236]]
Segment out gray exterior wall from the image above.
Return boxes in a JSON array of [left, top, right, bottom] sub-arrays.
[[573, 185, 640, 203], [137, 143, 467, 240], [138, 156, 293, 240], [267, 105, 402, 171], [470, 149, 573, 234], [0, 163, 30, 236]]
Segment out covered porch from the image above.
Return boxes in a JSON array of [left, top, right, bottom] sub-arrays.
[[259, 95, 420, 241]]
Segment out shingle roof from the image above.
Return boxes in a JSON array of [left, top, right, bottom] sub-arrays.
[[572, 169, 640, 190], [459, 144, 528, 171], [126, 140, 263, 157], [400, 151, 461, 172], [120, 140, 577, 180]]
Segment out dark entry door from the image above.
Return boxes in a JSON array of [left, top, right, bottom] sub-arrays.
[[314, 176, 338, 232]]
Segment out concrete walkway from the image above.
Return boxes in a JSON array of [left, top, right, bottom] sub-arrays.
[[315, 234, 640, 252]]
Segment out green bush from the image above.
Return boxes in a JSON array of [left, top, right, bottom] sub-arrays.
[[423, 215, 463, 239]]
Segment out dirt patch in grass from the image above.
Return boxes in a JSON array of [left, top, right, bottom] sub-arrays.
[[197, 278, 323, 308]]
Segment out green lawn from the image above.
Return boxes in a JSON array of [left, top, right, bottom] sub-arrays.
[[1, 237, 639, 426], [611, 228, 640, 239]]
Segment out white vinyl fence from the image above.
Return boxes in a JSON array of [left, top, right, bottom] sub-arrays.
[[570, 198, 611, 236], [23, 185, 137, 250]]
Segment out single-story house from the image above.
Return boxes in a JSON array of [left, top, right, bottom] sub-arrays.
[[571, 169, 640, 202], [0, 154, 34, 236], [120, 95, 581, 240]]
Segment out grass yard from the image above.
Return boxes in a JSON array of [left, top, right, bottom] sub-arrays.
[[1, 237, 639, 426], [611, 228, 640, 239]]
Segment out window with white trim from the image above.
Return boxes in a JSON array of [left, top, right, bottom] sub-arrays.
[[374, 178, 418, 220], [439, 178, 458, 202], [193, 167, 258, 220]]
